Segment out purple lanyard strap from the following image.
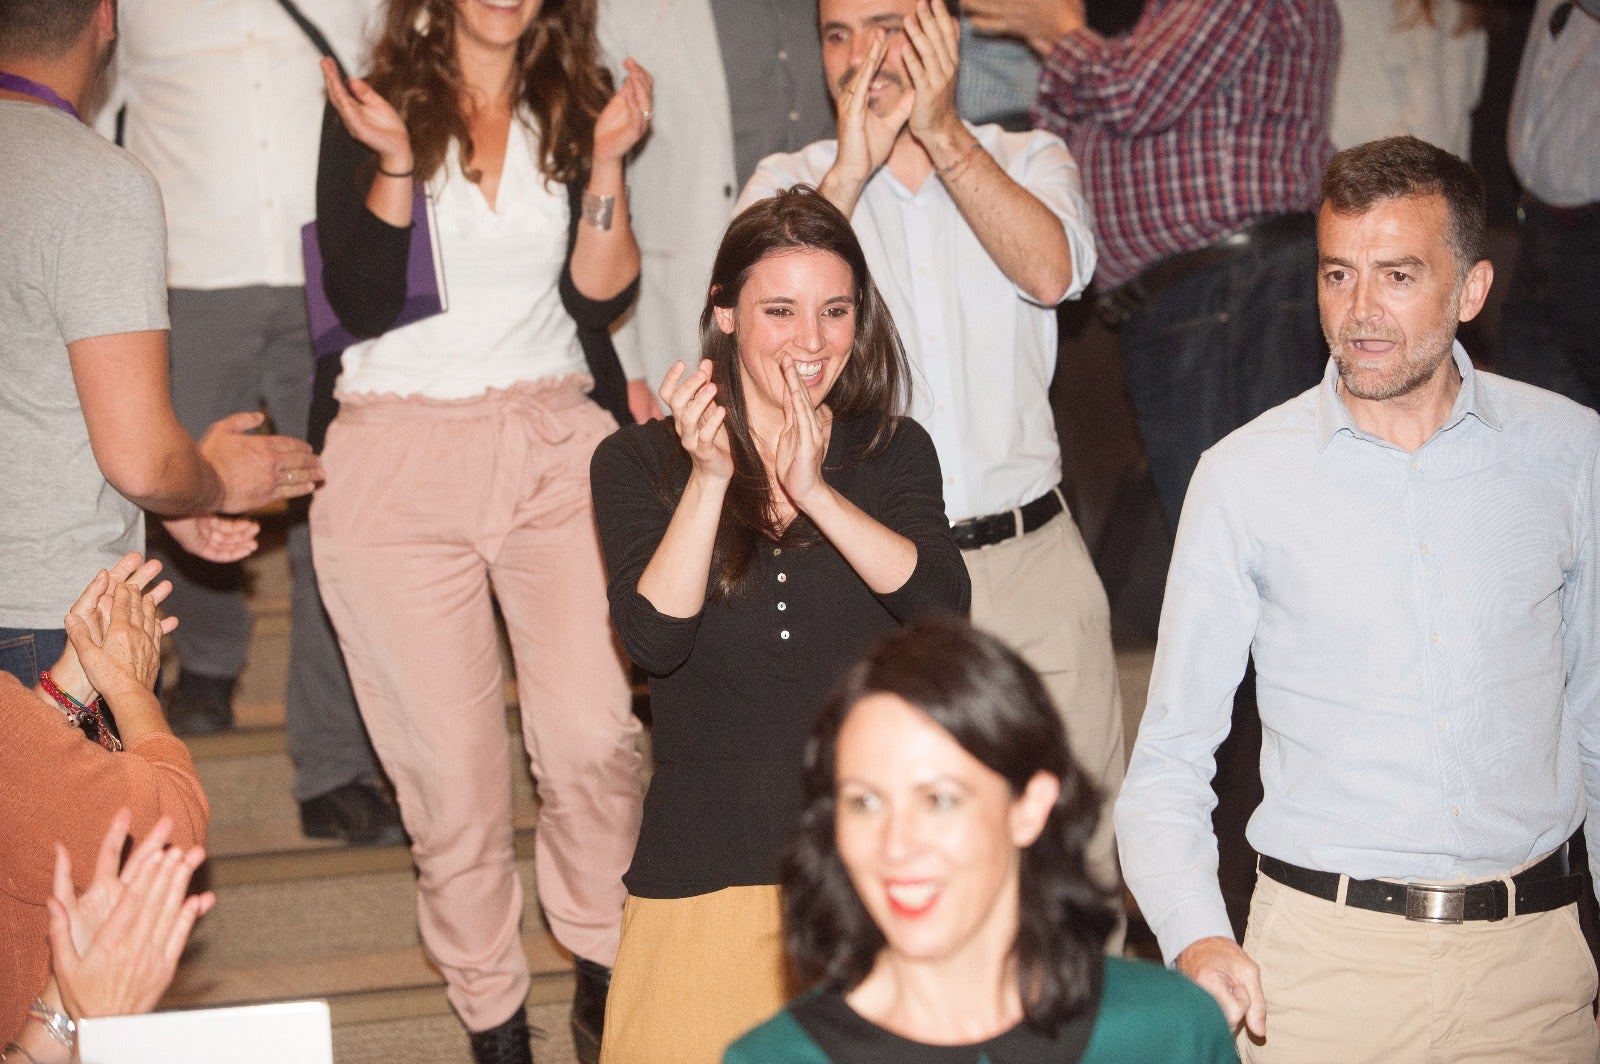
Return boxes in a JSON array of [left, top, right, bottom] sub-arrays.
[[0, 71, 79, 119]]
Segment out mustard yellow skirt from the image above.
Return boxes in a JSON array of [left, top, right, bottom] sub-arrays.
[[599, 885, 798, 1064]]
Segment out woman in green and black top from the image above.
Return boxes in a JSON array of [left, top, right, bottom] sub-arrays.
[[726, 617, 1238, 1064]]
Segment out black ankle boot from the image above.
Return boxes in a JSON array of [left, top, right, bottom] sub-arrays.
[[570, 957, 611, 1064], [469, 1005, 533, 1064]]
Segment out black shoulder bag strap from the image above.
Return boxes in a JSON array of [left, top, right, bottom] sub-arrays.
[[275, 0, 351, 453], [274, 0, 350, 81]]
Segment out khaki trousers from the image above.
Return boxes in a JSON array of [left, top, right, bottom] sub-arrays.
[[1240, 870, 1600, 1064], [963, 508, 1127, 947], [600, 886, 795, 1064], [311, 379, 643, 1031]]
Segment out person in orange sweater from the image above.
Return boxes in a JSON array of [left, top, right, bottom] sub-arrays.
[[0, 554, 210, 1056]]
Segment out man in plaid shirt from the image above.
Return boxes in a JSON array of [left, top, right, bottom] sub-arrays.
[[964, 0, 1340, 528]]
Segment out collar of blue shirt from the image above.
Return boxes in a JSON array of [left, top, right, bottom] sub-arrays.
[[1314, 341, 1504, 452]]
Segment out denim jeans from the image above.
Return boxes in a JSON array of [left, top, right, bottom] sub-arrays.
[[0, 627, 67, 687], [1498, 200, 1600, 413], [1120, 229, 1327, 528]]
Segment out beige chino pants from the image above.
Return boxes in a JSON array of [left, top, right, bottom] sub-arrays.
[[1240, 870, 1599, 1064], [963, 507, 1127, 948], [311, 378, 643, 1032]]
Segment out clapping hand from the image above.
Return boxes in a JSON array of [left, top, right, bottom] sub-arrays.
[[49, 554, 177, 707], [321, 56, 413, 175], [65, 576, 169, 706], [48, 812, 214, 1021], [162, 514, 260, 564], [198, 411, 322, 513], [660, 359, 733, 483], [833, 29, 915, 192], [774, 358, 834, 513], [594, 58, 655, 166], [902, 0, 964, 148]]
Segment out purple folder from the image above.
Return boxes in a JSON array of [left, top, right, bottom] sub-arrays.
[[301, 187, 446, 359]]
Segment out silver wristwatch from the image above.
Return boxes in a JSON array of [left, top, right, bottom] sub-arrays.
[[28, 997, 75, 1051]]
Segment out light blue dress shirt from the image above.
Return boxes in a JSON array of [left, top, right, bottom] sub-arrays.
[[1116, 345, 1600, 964]]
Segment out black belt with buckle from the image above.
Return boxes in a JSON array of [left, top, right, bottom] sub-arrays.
[[1094, 212, 1317, 330], [1259, 845, 1584, 924], [950, 487, 1063, 551]]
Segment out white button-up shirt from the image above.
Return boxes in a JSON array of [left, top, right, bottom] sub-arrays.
[[1328, 0, 1487, 158], [1509, 0, 1600, 207], [738, 125, 1097, 522], [95, 0, 384, 289]]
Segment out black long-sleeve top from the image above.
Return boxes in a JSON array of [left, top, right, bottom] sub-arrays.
[[311, 103, 635, 425], [590, 413, 971, 897]]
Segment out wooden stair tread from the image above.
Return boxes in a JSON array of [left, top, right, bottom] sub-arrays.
[[162, 931, 570, 1020]]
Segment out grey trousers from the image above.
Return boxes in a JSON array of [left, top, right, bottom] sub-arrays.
[[157, 285, 378, 802]]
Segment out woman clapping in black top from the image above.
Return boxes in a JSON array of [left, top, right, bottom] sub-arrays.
[[590, 187, 970, 1064]]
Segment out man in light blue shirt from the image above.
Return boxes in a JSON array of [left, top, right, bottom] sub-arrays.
[[1117, 136, 1600, 1063]]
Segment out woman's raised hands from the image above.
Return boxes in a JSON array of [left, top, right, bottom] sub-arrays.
[[594, 58, 655, 167], [660, 360, 733, 484], [321, 56, 413, 175], [773, 357, 834, 513]]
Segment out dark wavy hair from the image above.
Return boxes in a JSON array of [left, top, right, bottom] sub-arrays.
[[696, 187, 909, 601], [782, 615, 1121, 1033], [365, 0, 610, 185], [1322, 135, 1487, 279]]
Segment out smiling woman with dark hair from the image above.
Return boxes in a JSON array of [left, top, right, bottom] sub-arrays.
[[591, 187, 970, 1064], [725, 616, 1237, 1063]]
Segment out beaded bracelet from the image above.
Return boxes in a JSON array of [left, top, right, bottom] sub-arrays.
[[38, 672, 122, 752], [935, 139, 984, 178]]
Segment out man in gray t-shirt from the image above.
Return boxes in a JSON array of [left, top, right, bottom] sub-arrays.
[[0, 104, 168, 634], [0, 0, 319, 687]]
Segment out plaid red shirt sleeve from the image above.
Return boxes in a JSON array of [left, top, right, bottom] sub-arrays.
[[1031, 0, 1340, 289]]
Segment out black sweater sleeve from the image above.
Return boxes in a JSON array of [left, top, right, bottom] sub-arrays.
[[313, 102, 411, 339], [870, 418, 972, 621], [590, 422, 704, 675], [562, 180, 636, 426]]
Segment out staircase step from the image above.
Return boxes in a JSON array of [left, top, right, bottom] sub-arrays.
[[203, 809, 538, 886], [188, 853, 543, 970], [191, 713, 537, 835], [163, 929, 570, 1020], [332, 998, 577, 1064]]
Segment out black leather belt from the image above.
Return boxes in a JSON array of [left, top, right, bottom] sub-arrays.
[[1095, 212, 1317, 330], [950, 487, 1063, 551], [1259, 845, 1584, 924]]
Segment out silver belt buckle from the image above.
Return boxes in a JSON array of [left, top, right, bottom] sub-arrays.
[[1404, 884, 1466, 924]]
